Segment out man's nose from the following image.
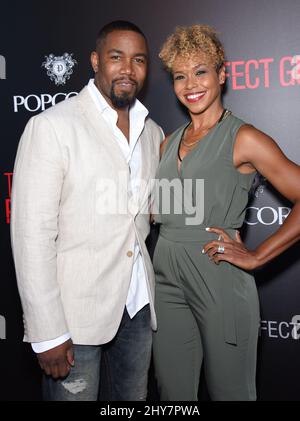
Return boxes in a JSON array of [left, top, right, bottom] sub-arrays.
[[120, 59, 134, 75]]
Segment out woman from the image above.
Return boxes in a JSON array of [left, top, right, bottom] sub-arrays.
[[152, 25, 300, 401]]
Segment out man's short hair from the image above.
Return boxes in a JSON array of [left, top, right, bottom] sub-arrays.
[[96, 20, 146, 51]]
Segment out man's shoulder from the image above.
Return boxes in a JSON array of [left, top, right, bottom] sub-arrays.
[[145, 117, 164, 139], [31, 86, 90, 127], [37, 92, 80, 121], [145, 116, 160, 130], [21, 90, 85, 140]]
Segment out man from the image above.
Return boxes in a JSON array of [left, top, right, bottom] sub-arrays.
[[10, 21, 163, 401]]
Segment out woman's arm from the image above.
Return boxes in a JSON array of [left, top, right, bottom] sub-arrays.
[[203, 125, 300, 270]]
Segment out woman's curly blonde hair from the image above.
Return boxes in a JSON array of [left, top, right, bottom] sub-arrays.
[[159, 24, 225, 72]]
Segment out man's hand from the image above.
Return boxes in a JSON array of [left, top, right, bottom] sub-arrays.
[[37, 339, 74, 379]]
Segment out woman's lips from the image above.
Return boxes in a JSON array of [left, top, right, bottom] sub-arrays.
[[184, 92, 206, 103]]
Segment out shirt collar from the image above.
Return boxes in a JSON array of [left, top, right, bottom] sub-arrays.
[[87, 78, 149, 120]]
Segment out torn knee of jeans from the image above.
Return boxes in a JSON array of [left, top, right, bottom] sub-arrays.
[[61, 378, 87, 394]]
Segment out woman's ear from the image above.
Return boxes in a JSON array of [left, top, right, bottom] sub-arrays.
[[218, 65, 226, 85]]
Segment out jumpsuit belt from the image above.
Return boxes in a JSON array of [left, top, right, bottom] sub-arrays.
[[159, 225, 237, 242], [159, 225, 238, 345]]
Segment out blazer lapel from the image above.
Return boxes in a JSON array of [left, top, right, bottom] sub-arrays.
[[76, 86, 129, 173], [76, 86, 153, 212], [138, 122, 153, 207]]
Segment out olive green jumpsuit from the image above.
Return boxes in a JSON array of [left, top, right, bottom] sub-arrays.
[[153, 114, 260, 401]]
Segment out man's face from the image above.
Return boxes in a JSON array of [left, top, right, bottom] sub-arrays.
[[91, 30, 148, 109]]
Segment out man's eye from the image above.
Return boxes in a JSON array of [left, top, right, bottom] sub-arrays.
[[134, 57, 145, 64], [111, 55, 121, 60]]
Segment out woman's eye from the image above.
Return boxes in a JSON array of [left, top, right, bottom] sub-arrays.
[[174, 75, 184, 81], [196, 70, 206, 76]]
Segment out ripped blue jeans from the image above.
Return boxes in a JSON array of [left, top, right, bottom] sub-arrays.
[[43, 305, 152, 401]]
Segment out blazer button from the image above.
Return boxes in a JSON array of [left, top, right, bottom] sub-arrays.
[[127, 250, 133, 257]]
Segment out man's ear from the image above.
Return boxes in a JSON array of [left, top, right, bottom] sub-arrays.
[[90, 51, 99, 73]]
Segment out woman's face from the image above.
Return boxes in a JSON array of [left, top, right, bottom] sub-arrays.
[[172, 54, 225, 115]]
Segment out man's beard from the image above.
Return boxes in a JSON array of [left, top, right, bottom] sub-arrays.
[[110, 82, 138, 108]]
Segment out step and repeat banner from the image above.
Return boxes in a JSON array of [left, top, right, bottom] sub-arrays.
[[1, 0, 299, 400]]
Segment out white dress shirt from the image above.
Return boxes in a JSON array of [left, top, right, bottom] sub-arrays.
[[32, 80, 150, 352]]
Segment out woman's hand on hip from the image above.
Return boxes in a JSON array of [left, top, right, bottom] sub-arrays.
[[202, 227, 260, 270]]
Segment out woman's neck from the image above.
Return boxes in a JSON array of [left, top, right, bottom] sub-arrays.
[[189, 103, 224, 132]]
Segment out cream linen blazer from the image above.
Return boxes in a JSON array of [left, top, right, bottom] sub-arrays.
[[10, 86, 162, 344]]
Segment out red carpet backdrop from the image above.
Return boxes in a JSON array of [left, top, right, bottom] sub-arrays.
[[0, 0, 299, 400]]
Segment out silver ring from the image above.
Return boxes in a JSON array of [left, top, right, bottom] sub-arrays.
[[217, 245, 225, 254]]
